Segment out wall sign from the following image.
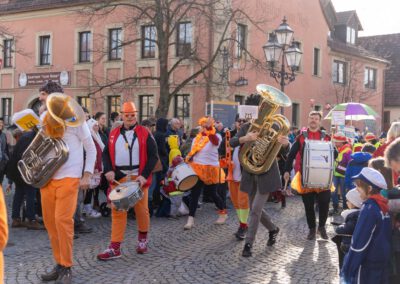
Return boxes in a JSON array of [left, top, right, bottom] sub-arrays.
[[19, 71, 70, 87]]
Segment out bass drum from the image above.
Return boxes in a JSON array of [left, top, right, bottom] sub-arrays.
[[171, 163, 198, 191], [109, 181, 143, 211], [302, 140, 334, 189]]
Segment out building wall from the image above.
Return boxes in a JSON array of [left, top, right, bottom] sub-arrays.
[[0, 0, 386, 133]]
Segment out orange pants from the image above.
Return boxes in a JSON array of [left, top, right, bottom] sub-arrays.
[[111, 176, 150, 243], [0, 186, 8, 283], [228, 181, 249, 224], [41, 178, 80, 267]]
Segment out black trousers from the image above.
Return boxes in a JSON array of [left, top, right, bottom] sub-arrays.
[[188, 180, 225, 217], [301, 190, 331, 229]]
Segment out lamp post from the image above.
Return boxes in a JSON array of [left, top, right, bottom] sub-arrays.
[[263, 17, 302, 114]]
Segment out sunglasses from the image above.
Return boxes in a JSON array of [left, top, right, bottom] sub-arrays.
[[123, 113, 136, 118], [237, 119, 246, 123]]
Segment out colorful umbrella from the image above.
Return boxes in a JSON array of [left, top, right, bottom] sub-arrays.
[[324, 103, 379, 121]]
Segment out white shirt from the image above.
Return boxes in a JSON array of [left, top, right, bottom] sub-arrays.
[[232, 147, 242, 182], [192, 133, 221, 167], [53, 121, 96, 179], [115, 129, 140, 175]]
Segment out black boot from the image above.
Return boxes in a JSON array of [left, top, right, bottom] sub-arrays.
[[307, 228, 317, 240], [242, 243, 252, 257], [74, 222, 93, 234], [267, 227, 280, 246], [318, 226, 329, 240], [56, 267, 72, 284], [41, 264, 62, 281], [235, 226, 248, 241]]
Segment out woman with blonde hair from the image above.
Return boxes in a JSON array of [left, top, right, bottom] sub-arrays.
[[374, 122, 400, 158]]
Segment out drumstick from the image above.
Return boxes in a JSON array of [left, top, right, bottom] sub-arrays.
[[113, 180, 121, 185]]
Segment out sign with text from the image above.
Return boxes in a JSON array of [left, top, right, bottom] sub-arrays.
[[331, 111, 346, 126], [238, 105, 258, 120], [206, 101, 238, 128], [19, 71, 70, 87]]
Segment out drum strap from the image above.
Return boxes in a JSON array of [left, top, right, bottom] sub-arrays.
[[121, 131, 137, 167]]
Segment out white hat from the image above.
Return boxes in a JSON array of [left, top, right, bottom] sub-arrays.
[[352, 167, 387, 190], [346, 188, 363, 208]]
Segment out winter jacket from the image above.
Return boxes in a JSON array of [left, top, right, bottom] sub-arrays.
[[6, 131, 36, 186], [344, 152, 372, 190], [335, 209, 360, 253], [154, 118, 169, 172], [334, 143, 352, 178], [341, 197, 391, 284]]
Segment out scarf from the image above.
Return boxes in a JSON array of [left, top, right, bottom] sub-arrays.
[[369, 194, 389, 214], [186, 127, 216, 161]]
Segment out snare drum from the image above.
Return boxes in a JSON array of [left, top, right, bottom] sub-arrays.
[[302, 140, 334, 189], [109, 181, 143, 211], [171, 163, 199, 191]]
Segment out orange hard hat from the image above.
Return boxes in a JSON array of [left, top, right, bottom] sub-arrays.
[[122, 102, 137, 113]]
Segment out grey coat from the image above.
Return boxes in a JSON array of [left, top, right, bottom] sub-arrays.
[[230, 122, 283, 195]]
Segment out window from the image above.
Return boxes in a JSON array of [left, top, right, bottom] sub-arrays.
[[174, 94, 190, 120], [141, 25, 156, 59], [346, 27, 356, 44], [1, 98, 12, 125], [364, 67, 377, 89], [79, 31, 91, 63], [39, 35, 51, 65], [77, 96, 91, 114], [139, 95, 154, 122], [313, 48, 320, 76], [108, 28, 122, 60], [332, 60, 347, 84], [2, 39, 13, 68], [234, 95, 244, 105], [236, 24, 247, 58], [314, 105, 322, 111], [291, 103, 299, 127], [176, 22, 192, 57], [107, 96, 121, 125]]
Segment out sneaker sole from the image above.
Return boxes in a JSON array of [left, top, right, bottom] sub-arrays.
[[97, 254, 122, 261]]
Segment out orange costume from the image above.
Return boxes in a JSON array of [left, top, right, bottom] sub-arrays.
[[97, 102, 158, 260], [39, 91, 97, 283], [0, 186, 8, 283], [183, 117, 227, 230]]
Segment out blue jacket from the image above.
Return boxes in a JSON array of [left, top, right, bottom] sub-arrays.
[[344, 152, 372, 190], [341, 198, 391, 284], [335, 209, 360, 253]]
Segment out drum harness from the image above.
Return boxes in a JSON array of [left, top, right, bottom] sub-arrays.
[[118, 127, 139, 177]]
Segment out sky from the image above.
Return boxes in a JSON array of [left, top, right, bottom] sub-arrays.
[[331, 0, 400, 36]]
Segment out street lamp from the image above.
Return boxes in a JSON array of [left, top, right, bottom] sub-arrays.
[[263, 17, 302, 114]]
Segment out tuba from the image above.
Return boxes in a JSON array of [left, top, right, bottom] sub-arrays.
[[18, 93, 85, 188], [239, 84, 291, 174]]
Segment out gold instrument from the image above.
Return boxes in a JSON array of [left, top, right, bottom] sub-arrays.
[[239, 84, 291, 174], [18, 93, 85, 188]]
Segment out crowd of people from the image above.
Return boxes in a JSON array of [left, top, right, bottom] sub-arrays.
[[0, 81, 399, 284]]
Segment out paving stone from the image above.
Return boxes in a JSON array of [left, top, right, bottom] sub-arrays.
[[4, 192, 339, 283]]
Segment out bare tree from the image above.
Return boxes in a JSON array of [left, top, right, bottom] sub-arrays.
[[79, 0, 266, 117]]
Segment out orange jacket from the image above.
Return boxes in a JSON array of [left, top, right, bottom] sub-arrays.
[[0, 186, 8, 283]]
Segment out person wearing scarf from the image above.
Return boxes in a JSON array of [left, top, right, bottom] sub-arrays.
[[341, 168, 391, 284], [183, 116, 227, 230]]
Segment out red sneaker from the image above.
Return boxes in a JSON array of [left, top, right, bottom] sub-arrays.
[[97, 247, 122, 261], [136, 239, 148, 254]]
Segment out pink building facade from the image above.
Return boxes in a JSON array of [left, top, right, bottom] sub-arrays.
[[0, 0, 388, 132]]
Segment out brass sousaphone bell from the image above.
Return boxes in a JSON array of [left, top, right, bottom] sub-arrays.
[[239, 84, 292, 174], [18, 93, 86, 188]]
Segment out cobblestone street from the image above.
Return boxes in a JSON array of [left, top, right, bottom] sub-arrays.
[[4, 194, 339, 284]]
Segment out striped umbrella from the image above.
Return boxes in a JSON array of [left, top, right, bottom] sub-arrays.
[[324, 102, 379, 121]]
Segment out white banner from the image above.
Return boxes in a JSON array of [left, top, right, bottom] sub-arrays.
[[238, 105, 258, 120]]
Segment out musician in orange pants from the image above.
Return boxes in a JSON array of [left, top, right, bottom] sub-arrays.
[[0, 186, 8, 283], [97, 102, 158, 260], [37, 82, 96, 284]]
